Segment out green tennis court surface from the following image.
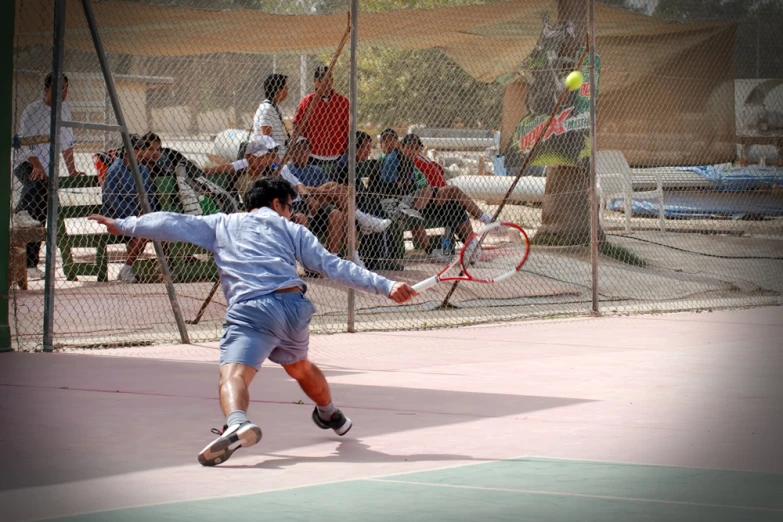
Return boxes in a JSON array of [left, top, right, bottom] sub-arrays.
[[1, 307, 781, 522], [50, 458, 783, 522]]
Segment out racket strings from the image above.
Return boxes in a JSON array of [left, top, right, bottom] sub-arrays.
[[462, 225, 528, 280]]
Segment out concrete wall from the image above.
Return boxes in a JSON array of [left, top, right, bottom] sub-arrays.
[[151, 106, 191, 135]]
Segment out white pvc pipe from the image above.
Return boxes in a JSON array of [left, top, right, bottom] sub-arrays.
[[448, 175, 547, 203]]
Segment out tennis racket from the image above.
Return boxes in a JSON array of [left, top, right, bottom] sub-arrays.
[[412, 221, 530, 292]]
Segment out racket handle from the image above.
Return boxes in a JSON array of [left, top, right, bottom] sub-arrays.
[[412, 276, 439, 292]]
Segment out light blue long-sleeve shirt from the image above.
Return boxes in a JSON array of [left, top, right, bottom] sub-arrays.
[[114, 208, 396, 308]]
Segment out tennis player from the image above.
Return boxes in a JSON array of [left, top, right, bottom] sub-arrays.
[[89, 177, 417, 466]]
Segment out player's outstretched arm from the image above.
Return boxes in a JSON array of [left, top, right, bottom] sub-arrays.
[[89, 212, 221, 252], [291, 222, 417, 302]]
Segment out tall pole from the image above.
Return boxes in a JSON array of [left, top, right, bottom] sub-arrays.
[[0, 0, 16, 352], [300, 55, 308, 100], [42, 0, 68, 352], [346, 0, 358, 332], [588, 0, 599, 315], [81, 0, 190, 343]]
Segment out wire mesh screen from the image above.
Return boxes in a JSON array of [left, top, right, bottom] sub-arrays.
[[594, 0, 783, 314], [8, 0, 783, 351]]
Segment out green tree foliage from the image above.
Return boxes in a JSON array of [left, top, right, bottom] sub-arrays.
[[318, 0, 507, 130], [353, 48, 503, 130]]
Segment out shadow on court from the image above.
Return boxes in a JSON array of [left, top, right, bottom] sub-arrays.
[[223, 438, 492, 470], [0, 353, 591, 491]]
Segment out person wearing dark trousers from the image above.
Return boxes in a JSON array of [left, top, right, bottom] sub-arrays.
[[13, 72, 85, 280], [292, 65, 350, 178]]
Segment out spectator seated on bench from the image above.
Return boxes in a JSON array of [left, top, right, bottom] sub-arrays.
[[282, 136, 390, 270], [324, 132, 402, 271], [100, 133, 160, 283], [279, 137, 348, 264], [95, 133, 238, 282], [375, 130, 492, 261]]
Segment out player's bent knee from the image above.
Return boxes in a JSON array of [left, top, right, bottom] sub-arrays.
[[219, 362, 257, 387], [282, 359, 311, 379]]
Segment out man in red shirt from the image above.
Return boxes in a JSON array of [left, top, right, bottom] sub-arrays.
[[293, 65, 349, 178], [413, 147, 447, 188], [401, 134, 493, 228]]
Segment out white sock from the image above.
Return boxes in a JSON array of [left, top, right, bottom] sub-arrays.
[[480, 212, 493, 224], [317, 401, 335, 421], [226, 410, 248, 427]]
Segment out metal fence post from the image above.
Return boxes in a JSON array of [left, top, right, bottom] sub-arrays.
[[588, 0, 599, 315], [346, 0, 358, 333], [0, 0, 16, 352], [81, 0, 190, 344], [42, 0, 68, 352]]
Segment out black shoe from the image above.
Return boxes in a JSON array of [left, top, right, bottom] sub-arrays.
[[198, 421, 262, 466], [311, 406, 352, 436]]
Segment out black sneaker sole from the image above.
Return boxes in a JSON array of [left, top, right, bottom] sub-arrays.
[[198, 423, 262, 466]]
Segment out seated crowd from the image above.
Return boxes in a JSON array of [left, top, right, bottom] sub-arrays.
[[22, 68, 490, 283]]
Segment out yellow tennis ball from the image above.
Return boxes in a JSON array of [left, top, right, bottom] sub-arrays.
[[565, 71, 584, 91]]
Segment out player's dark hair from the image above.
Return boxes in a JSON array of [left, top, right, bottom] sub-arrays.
[[244, 176, 297, 211], [142, 131, 162, 145], [44, 72, 69, 88], [129, 133, 157, 150], [356, 131, 372, 148], [264, 74, 288, 100]]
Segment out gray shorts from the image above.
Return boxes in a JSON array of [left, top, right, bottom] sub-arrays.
[[220, 290, 315, 371]]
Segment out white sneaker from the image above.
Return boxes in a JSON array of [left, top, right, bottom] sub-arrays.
[[117, 264, 137, 283], [27, 266, 45, 280], [351, 250, 366, 269], [355, 210, 391, 235], [198, 421, 262, 467], [381, 199, 424, 224], [14, 211, 42, 228]]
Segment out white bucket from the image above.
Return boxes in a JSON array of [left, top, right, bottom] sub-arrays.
[[213, 129, 250, 162]]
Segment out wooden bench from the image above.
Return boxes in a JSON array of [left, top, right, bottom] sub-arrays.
[[58, 175, 129, 282], [57, 174, 224, 284], [10, 225, 46, 290]]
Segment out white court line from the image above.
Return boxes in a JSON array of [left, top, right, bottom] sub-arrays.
[[25, 456, 782, 521], [366, 478, 783, 513], [28, 457, 502, 522], [515, 455, 783, 476]]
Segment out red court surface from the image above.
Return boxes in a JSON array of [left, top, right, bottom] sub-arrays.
[[1, 307, 781, 521]]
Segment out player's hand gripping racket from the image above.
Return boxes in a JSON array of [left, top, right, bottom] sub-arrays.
[[412, 221, 530, 292]]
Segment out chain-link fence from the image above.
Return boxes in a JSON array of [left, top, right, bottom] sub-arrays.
[[8, 0, 783, 351]]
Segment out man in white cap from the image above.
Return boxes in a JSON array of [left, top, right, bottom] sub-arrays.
[[234, 135, 281, 198]]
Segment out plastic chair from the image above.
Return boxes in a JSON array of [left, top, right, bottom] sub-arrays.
[[596, 150, 664, 232]]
